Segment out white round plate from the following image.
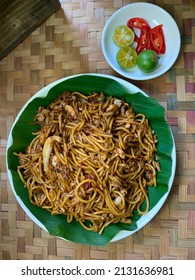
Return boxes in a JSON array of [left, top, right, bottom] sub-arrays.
[[6, 74, 176, 244], [101, 2, 181, 80]]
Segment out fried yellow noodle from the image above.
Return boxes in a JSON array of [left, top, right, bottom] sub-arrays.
[[15, 92, 160, 234]]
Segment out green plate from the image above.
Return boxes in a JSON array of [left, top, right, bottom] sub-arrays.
[[6, 74, 176, 246]]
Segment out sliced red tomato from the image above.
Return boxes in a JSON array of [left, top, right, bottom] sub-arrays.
[[136, 26, 151, 54], [127, 17, 150, 29], [150, 25, 166, 54]]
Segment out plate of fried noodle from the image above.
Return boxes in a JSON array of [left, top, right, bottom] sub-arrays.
[[6, 74, 176, 246]]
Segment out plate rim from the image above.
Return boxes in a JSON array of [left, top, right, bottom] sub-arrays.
[[101, 2, 181, 80], [6, 73, 176, 243]]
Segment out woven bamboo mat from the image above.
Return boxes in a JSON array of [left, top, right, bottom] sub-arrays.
[[0, 0, 195, 260]]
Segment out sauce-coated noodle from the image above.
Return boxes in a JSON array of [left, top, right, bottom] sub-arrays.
[[15, 92, 160, 234]]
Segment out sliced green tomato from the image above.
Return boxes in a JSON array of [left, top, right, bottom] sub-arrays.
[[113, 26, 135, 47], [116, 47, 137, 69]]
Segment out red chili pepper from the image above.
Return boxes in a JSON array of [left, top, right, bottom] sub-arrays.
[[127, 17, 150, 29], [150, 31, 163, 54], [136, 26, 151, 54], [150, 25, 166, 54], [126, 18, 166, 55]]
